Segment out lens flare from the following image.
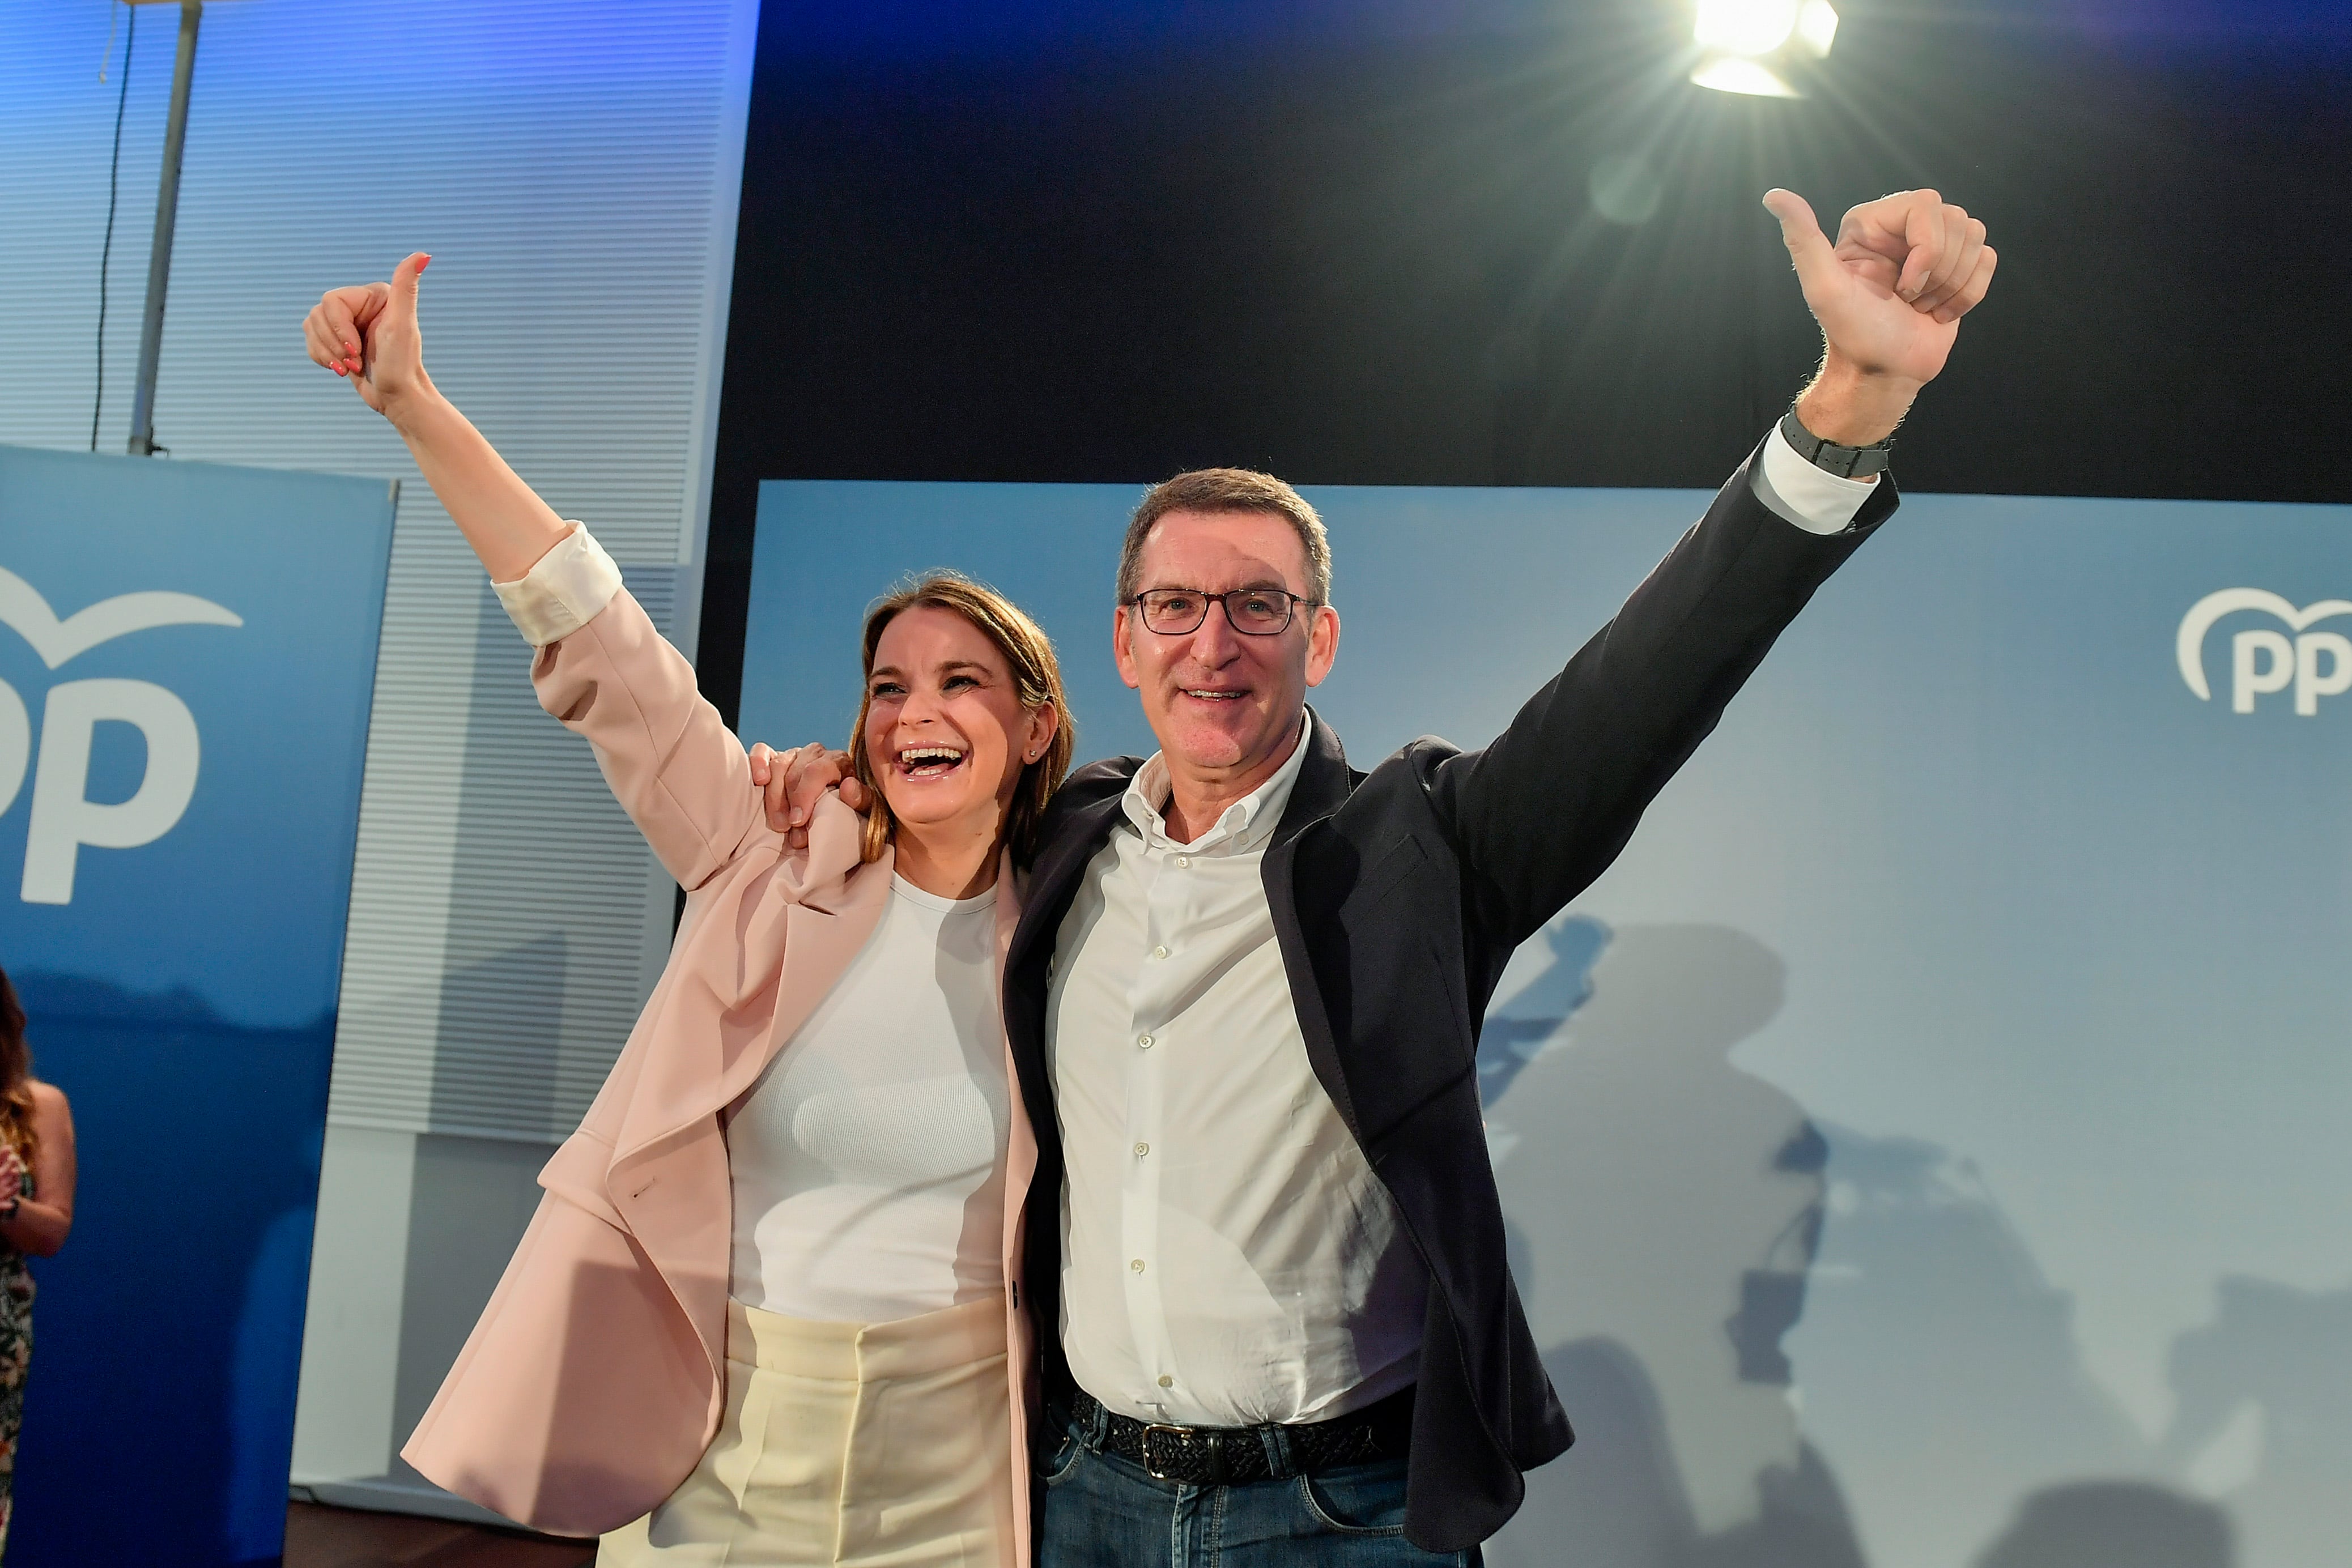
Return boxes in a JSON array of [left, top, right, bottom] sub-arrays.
[[1689, 57, 1800, 96]]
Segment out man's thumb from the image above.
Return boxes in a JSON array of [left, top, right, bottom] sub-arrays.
[[388, 250, 431, 319], [1761, 189, 1834, 286]]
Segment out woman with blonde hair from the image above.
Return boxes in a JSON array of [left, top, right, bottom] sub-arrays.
[[304, 254, 1072, 1566], [0, 966, 77, 1559]]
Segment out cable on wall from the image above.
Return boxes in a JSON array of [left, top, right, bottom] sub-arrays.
[[92, 3, 136, 453]]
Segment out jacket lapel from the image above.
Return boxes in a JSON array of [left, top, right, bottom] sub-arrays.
[[1002, 785, 1133, 1139], [611, 793, 886, 1170], [1263, 708, 1362, 1135], [1269, 705, 1352, 848], [992, 846, 1039, 1301], [1007, 790, 1129, 981]]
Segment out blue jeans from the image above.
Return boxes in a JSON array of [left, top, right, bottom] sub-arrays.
[[1035, 1407, 1480, 1568]]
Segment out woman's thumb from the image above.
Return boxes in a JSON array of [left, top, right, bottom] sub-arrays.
[[388, 251, 432, 320]]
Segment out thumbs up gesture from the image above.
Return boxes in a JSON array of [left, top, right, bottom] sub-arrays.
[[302, 250, 435, 420], [1764, 189, 1995, 444]]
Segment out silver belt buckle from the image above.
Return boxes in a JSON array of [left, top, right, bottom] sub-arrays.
[[1141, 1422, 1199, 1482]]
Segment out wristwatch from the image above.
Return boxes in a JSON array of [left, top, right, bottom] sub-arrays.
[[1780, 405, 1892, 480]]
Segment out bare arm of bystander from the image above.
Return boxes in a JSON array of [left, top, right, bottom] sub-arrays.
[[0, 1084, 75, 1258]]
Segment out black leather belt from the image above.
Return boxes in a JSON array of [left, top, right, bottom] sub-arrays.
[[1062, 1385, 1414, 1486]]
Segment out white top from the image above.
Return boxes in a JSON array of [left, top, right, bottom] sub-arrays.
[[1043, 433, 1870, 1426], [727, 875, 1011, 1324]]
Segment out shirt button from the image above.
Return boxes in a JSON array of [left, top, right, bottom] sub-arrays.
[[1151, 945, 1169, 960], [1134, 1141, 1150, 1157], [1175, 855, 1190, 869], [1137, 1034, 1154, 1050], [1158, 1375, 1174, 1388], [1130, 1259, 1146, 1274]]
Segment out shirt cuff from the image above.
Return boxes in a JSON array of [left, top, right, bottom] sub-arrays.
[[492, 522, 624, 646], [1751, 423, 1878, 536]]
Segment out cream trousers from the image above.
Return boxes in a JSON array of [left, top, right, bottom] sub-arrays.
[[598, 1292, 1014, 1568]]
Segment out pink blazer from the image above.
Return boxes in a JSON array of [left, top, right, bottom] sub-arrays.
[[401, 584, 1041, 1560]]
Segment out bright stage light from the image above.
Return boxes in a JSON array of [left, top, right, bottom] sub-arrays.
[[1688, 0, 1836, 97], [1694, 0, 1798, 57]]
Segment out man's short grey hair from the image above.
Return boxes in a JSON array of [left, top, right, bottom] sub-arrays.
[[1117, 468, 1332, 606]]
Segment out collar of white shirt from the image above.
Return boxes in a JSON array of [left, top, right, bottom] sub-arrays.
[[1121, 710, 1316, 856]]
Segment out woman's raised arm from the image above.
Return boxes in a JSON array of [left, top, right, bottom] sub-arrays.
[[304, 257, 768, 887], [303, 252, 566, 581]]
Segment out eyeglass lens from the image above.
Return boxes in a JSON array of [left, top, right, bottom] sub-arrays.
[[1138, 589, 1296, 635]]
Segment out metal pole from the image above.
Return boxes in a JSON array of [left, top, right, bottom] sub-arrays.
[[128, 1, 202, 457]]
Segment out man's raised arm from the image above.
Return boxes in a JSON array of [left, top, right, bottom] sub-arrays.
[[1428, 188, 1996, 947]]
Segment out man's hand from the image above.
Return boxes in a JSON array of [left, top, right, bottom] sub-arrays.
[[1764, 189, 1996, 446], [747, 742, 866, 850]]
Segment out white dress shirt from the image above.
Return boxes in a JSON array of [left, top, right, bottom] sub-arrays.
[[1049, 710, 1430, 1426], [1044, 429, 1871, 1427]]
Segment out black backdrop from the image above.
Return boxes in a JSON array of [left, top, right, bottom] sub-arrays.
[[700, 0, 2351, 725]]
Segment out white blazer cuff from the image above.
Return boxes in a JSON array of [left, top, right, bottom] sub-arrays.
[[1753, 424, 1878, 536], [492, 522, 623, 646]]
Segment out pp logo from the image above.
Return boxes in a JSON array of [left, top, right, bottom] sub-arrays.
[[0, 566, 241, 904], [2176, 589, 2352, 717]]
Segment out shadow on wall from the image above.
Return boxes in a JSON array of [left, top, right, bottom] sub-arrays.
[[1475, 918, 2263, 1568], [2161, 1277, 2352, 1567], [1485, 1332, 1867, 1568], [1785, 1119, 2153, 1562], [1974, 1483, 2232, 1568], [1483, 922, 1844, 1553]]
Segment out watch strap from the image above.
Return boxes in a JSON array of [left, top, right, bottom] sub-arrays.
[[1779, 406, 1891, 480]]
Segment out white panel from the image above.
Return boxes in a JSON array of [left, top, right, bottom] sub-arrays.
[[0, 0, 758, 1141], [290, 1124, 418, 1483]]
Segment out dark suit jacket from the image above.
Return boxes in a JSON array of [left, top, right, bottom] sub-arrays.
[[1004, 450, 1899, 1550]]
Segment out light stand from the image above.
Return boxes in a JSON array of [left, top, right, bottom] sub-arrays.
[[126, 0, 204, 457]]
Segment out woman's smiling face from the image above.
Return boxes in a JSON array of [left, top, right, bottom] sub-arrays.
[[862, 604, 1042, 847]]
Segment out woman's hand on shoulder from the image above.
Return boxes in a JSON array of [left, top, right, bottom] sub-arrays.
[[0, 1144, 21, 1208], [303, 251, 435, 421]]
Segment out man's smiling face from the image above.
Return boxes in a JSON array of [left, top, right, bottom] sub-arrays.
[[1114, 508, 1339, 785]]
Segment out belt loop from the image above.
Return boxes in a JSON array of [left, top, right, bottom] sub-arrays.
[[1084, 1395, 1109, 1448], [1260, 1421, 1295, 1480]]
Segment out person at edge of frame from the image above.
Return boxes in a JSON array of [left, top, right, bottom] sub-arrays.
[[0, 966, 79, 1562], [750, 186, 1997, 1566]]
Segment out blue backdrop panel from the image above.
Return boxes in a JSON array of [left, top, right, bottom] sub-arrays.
[[0, 446, 394, 1567], [743, 479, 2352, 1568]]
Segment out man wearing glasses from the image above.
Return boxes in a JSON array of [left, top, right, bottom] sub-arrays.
[[758, 186, 1996, 1563]]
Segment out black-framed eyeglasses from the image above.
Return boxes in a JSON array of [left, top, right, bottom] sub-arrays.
[[1127, 587, 1318, 637]]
